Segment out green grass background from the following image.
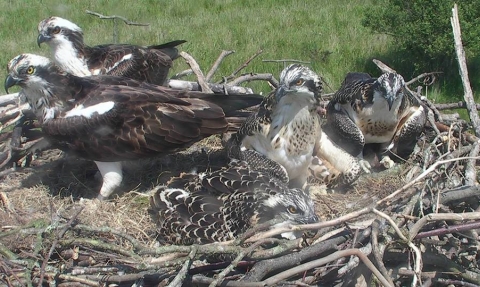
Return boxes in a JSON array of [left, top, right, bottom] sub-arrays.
[[0, 0, 473, 103]]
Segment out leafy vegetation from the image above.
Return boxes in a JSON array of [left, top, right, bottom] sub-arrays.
[[363, 0, 480, 101]]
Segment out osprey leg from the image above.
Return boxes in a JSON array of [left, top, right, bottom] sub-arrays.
[[94, 161, 123, 200]]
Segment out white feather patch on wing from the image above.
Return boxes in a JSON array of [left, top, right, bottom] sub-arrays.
[[65, 101, 115, 118], [105, 54, 133, 74]]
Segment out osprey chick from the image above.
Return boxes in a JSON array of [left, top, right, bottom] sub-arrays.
[[323, 72, 426, 170], [149, 160, 319, 245]]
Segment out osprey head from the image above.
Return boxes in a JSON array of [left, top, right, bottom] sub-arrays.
[[37, 16, 83, 47], [275, 64, 323, 102], [259, 188, 319, 239], [375, 72, 405, 111], [5, 54, 59, 93]]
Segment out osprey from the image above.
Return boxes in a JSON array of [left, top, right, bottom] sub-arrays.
[[5, 54, 264, 200], [37, 16, 185, 85], [226, 64, 360, 188], [323, 72, 426, 169], [149, 160, 319, 245]]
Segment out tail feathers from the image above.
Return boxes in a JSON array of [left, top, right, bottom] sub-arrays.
[[225, 111, 255, 131], [202, 94, 263, 117], [149, 40, 187, 60]]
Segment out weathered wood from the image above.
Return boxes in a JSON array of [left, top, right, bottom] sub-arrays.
[[179, 51, 213, 93], [167, 79, 253, 94], [0, 92, 20, 106], [435, 101, 480, 111], [451, 4, 480, 137]]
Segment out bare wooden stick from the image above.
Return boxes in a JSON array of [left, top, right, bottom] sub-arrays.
[[228, 73, 278, 88], [261, 248, 393, 287], [219, 49, 263, 83], [409, 211, 480, 240], [405, 72, 441, 86], [0, 92, 20, 106], [373, 59, 396, 73], [263, 59, 310, 65], [205, 50, 235, 82], [179, 51, 213, 93], [435, 102, 480, 110], [451, 4, 480, 137], [85, 10, 149, 26], [170, 69, 193, 79], [168, 79, 253, 94]]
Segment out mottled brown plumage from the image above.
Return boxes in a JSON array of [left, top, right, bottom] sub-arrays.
[[5, 54, 263, 199], [226, 64, 325, 188], [37, 16, 185, 85], [323, 72, 426, 170], [149, 160, 319, 245]]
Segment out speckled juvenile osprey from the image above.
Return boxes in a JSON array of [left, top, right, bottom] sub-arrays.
[[323, 72, 426, 169], [226, 64, 361, 188], [37, 16, 185, 85], [149, 160, 319, 245], [5, 54, 264, 200]]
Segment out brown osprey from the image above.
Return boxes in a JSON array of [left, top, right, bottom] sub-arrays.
[[149, 160, 319, 245], [37, 16, 185, 85], [323, 72, 426, 170], [5, 54, 263, 200], [226, 64, 361, 188]]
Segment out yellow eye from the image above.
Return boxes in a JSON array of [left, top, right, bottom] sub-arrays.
[[53, 27, 61, 34], [288, 205, 297, 214], [295, 79, 304, 86], [27, 66, 35, 74]]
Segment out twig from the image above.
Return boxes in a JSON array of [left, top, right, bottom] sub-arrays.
[[409, 212, 480, 240], [372, 59, 396, 73], [167, 247, 196, 287], [376, 156, 480, 206], [205, 50, 235, 82], [179, 51, 213, 93], [262, 59, 311, 66], [228, 73, 278, 88], [435, 101, 480, 111], [168, 79, 253, 94], [373, 209, 422, 286], [245, 207, 372, 243], [414, 220, 480, 239], [85, 10, 149, 26], [37, 206, 84, 287], [371, 220, 395, 287], [219, 49, 263, 83], [242, 235, 347, 282], [465, 140, 480, 185], [405, 72, 442, 86], [451, 4, 480, 137], [57, 274, 99, 287], [170, 69, 193, 79], [209, 238, 280, 287], [261, 248, 393, 287]]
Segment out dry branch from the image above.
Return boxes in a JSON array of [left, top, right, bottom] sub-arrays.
[[167, 79, 253, 94], [179, 51, 213, 93], [451, 4, 480, 137], [205, 50, 235, 82], [85, 10, 149, 26]]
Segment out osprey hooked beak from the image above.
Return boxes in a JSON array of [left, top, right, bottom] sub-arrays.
[[386, 94, 395, 111], [5, 74, 20, 94], [275, 84, 293, 100], [37, 33, 51, 47]]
